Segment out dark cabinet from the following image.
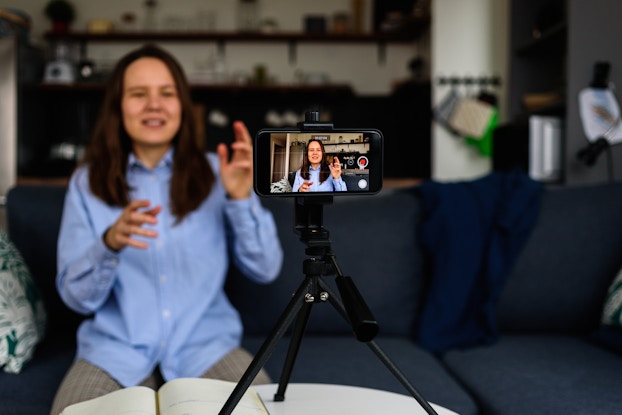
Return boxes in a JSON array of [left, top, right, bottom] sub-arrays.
[[508, 0, 567, 120], [507, 0, 622, 184], [18, 82, 431, 180]]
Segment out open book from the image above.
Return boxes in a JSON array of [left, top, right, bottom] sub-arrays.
[[60, 377, 269, 415]]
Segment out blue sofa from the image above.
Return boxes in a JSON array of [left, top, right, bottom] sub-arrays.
[[2, 179, 622, 415]]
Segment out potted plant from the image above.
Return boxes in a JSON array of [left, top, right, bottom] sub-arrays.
[[44, 0, 75, 33]]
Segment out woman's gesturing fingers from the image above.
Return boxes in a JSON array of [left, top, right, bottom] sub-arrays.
[[105, 200, 161, 251]]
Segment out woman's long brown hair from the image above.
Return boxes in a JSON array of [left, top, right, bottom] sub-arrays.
[[300, 138, 330, 183], [83, 44, 214, 221]]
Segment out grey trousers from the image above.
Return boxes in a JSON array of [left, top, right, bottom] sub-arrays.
[[49, 347, 271, 415]]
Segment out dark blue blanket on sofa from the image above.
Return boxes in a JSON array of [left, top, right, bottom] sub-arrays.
[[413, 170, 542, 354]]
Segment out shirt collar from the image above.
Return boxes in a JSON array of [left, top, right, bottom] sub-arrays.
[[128, 148, 174, 171]]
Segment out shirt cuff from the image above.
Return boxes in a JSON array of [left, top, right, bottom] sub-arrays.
[[89, 235, 121, 286], [224, 195, 257, 217]]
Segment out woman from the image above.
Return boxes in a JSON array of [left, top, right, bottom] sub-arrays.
[[50, 44, 283, 414], [293, 139, 347, 192]]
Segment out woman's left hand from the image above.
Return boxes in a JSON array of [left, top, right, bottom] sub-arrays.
[[218, 120, 253, 199], [330, 156, 342, 179]]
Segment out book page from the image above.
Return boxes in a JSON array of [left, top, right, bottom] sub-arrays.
[[60, 386, 157, 415], [157, 378, 268, 415]]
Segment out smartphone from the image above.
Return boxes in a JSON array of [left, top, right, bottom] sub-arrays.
[[254, 128, 383, 197]]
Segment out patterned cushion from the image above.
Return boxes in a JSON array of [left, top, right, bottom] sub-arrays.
[[602, 266, 622, 327], [0, 229, 46, 373], [270, 176, 293, 193]]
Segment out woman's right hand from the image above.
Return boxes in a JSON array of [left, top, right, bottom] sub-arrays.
[[104, 200, 161, 251], [330, 156, 342, 179], [298, 180, 313, 192]]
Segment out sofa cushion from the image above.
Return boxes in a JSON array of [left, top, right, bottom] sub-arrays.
[[0, 229, 46, 373], [443, 334, 622, 415], [590, 325, 622, 357], [227, 190, 424, 337], [0, 337, 76, 415], [497, 182, 622, 332]]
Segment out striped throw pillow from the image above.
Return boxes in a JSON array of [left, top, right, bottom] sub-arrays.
[[602, 266, 622, 327], [0, 229, 46, 373]]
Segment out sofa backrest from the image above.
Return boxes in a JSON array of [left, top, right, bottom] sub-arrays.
[[227, 190, 425, 338], [497, 182, 622, 333], [10, 180, 619, 343], [6, 185, 425, 343], [6, 185, 82, 340]]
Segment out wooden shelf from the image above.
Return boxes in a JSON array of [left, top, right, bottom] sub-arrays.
[[44, 30, 421, 44], [44, 29, 425, 64], [29, 82, 355, 97]]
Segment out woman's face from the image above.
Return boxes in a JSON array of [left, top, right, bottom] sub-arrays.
[[121, 57, 181, 162], [307, 141, 324, 167]]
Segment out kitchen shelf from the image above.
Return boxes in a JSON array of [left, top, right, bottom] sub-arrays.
[[44, 29, 425, 64], [44, 30, 421, 43], [29, 82, 355, 99]]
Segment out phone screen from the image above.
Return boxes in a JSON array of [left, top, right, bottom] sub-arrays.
[[254, 129, 383, 197]]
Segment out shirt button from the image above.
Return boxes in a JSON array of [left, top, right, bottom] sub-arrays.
[[156, 240, 164, 249], [160, 275, 167, 283], [163, 309, 171, 318]]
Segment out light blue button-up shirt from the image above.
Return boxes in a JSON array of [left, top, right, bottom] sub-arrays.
[[56, 150, 283, 386], [293, 165, 347, 192]]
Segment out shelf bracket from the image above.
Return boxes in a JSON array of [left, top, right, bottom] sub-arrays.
[[288, 40, 297, 65], [217, 39, 226, 59], [377, 41, 387, 65]]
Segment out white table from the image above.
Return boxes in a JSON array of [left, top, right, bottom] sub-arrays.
[[253, 383, 459, 415]]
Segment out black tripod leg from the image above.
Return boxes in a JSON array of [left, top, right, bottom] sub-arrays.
[[317, 279, 439, 415], [274, 298, 313, 401], [218, 277, 314, 415], [364, 340, 439, 415]]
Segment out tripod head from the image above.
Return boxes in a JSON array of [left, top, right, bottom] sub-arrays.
[[296, 109, 335, 131], [294, 195, 332, 255]]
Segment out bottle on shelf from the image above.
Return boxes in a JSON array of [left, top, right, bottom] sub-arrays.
[[237, 0, 259, 32]]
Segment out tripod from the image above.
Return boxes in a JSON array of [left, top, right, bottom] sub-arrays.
[[219, 197, 438, 415]]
